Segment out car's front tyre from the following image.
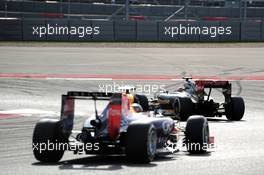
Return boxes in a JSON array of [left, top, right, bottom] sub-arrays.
[[185, 115, 209, 154]]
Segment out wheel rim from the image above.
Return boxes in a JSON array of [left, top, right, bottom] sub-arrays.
[[203, 123, 209, 146], [147, 129, 157, 159]]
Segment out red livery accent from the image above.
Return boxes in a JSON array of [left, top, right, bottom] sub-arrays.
[[108, 94, 130, 140], [108, 104, 122, 140], [61, 97, 75, 120], [195, 80, 230, 88]]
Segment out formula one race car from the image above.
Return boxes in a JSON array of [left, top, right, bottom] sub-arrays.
[[151, 77, 245, 121], [32, 91, 211, 163]]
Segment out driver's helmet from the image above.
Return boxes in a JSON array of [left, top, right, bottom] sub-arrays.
[[183, 81, 196, 94], [127, 94, 134, 104], [131, 103, 143, 113]]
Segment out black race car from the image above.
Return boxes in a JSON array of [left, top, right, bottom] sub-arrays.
[[32, 91, 211, 163], [151, 77, 245, 121]]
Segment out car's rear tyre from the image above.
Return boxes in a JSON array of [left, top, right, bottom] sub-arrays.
[[173, 97, 194, 121], [225, 97, 245, 121], [134, 94, 149, 111], [126, 123, 157, 163], [185, 115, 209, 154], [32, 119, 66, 162]]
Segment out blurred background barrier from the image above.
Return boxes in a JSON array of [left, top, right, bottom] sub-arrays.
[[0, 0, 263, 41], [1, 19, 263, 41], [1, 0, 264, 20]]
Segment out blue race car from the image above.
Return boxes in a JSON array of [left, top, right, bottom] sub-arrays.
[[32, 91, 210, 163]]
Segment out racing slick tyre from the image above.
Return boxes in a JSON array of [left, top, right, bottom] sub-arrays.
[[134, 94, 149, 111], [173, 97, 194, 121], [185, 115, 209, 154], [32, 119, 66, 162], [225, 97, 245, 121], [126, 123, 157, 163]]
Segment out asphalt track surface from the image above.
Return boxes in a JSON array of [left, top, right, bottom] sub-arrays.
[[0, 45, 264, 175]]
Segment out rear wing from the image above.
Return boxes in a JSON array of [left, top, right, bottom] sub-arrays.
[[60, 91, 115, 132], [60, 91, 129, 140], [66, 91, 114, 100], [195, 80, 231, 88], [195, 80, 232, 102]]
